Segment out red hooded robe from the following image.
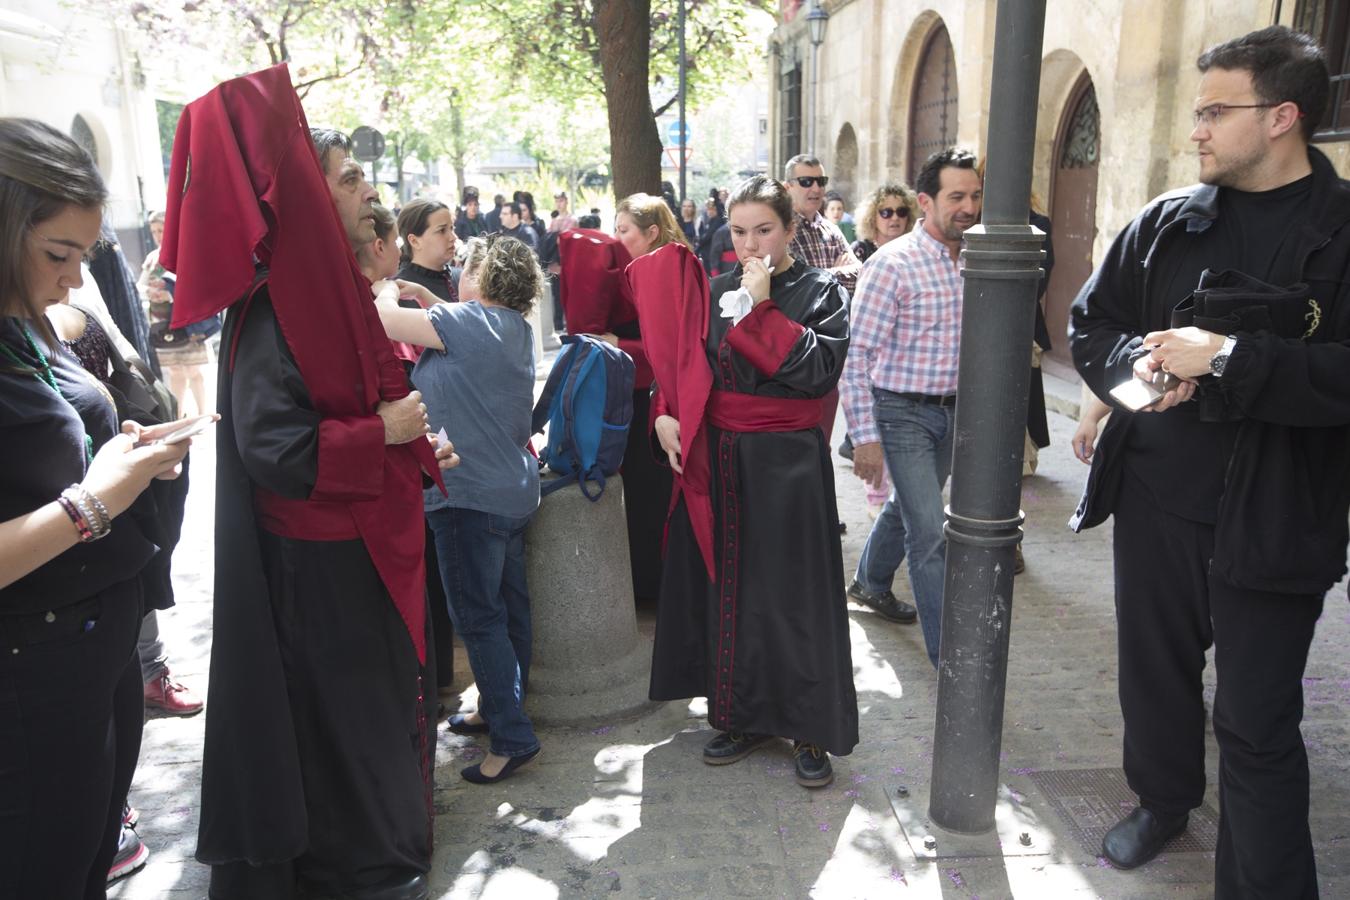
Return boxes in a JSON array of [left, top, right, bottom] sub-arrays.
[[159, 64, 441, 661]]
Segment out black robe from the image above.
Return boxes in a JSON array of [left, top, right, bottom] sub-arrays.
[[649, 260, 860, 756], [198, 288, 431, 893]]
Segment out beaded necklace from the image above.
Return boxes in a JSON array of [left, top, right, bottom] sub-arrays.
[[0, 323, 95, 464]]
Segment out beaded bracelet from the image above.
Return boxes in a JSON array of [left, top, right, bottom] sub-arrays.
[[56, 493, 95, 542], [61, 485, 111, 542]]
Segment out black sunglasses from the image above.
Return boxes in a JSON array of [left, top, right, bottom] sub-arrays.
[[793, 176, 829, 189], [878, 206, 910, 219]]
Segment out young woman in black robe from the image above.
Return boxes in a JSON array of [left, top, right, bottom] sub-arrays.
[[646, 176, 859, 788]]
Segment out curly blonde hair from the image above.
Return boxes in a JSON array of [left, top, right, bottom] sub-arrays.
[[476, 235, 542, 314], [856, 183, 918, 243], [615, 193, 692, 252]]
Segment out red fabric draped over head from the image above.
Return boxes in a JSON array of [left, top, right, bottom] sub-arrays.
[[558, 228, 635, 332], [158, 64, 441, 660], [626, 242, 716, 580]]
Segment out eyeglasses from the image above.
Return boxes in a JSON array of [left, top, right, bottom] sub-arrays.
[[877, 206, 910, 219], [793, 176, 829, 189], [1191, 103, 1278, 128]]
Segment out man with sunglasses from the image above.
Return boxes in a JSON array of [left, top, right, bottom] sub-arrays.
[[785, 154, 862, 292], [1071, 27, 1350, 895]]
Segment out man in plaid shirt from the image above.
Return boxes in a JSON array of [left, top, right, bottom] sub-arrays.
[[785, 154, 862, 292], [840, 149, 982, 668]]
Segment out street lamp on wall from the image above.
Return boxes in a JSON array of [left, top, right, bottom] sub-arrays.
[[805, 1, 829, 154]]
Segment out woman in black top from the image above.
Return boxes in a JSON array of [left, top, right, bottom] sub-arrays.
[[396, 199, 459, 303], [0, 118, 190, 898]]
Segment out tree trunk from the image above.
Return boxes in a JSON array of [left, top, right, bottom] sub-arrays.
[[595, 0, 662, 199]]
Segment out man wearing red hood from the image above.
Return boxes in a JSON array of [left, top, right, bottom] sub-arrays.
[[159, 67, 453, 900]]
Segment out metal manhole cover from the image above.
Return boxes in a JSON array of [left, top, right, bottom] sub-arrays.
[[1027, 768, 1218, 857]]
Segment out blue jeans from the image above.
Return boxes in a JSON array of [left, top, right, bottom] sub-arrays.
[[427, 507, 538, 758], [855, 390, 954, 667]]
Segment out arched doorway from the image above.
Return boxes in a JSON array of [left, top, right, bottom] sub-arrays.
[[908, 24, 958, 183], [1045, 75, 1099, 365], [834, 123, 859, 207]]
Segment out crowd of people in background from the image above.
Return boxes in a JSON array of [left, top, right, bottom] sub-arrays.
[[3, 23, 1346, 900]]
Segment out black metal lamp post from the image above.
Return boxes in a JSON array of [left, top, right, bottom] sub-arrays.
[[928, 0, 1048, 835], [805, 1, 829, 155]]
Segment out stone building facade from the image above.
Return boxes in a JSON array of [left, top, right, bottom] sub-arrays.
[[770, 0, 1350, 365]]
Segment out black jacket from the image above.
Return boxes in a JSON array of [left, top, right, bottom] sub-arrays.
[[1070, 147, 1350, 595]]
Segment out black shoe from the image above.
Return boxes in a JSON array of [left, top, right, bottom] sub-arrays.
[[838, 520, 848, 535], [1101, 807, 1188, 869], [461, 746, 541, 785], [447, 713, 489, 735], [702, 731, 774, 765], [847, 580, 918, 624], [792, 741, 834, 788], [341, 872, 430, 900]]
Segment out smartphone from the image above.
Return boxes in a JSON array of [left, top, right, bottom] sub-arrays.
[[157, 414, 217, 445], [1109, 372, 1179, 412]]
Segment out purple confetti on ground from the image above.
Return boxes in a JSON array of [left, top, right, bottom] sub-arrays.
[[591, 725, 614, 735], [890, 766, 906, 775], [844, 789, 860, 799], [889, 868, 908, 884], [819, 822, 831, 832], [460, 746, 484, 760], [946, 869, 964, 886], [777, 825, 789, 835], [1096, 856, 1112, 868], [1007, 767, 1036, 776], [852, 773, 870, 784]]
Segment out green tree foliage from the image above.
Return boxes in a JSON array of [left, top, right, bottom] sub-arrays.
[[107, 0, 772, 201]]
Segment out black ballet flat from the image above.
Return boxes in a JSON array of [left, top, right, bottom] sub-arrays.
[[461, 747, 541, 785], [446, 714, 489, 735]]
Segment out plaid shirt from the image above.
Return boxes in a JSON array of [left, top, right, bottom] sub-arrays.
[[840, 221, 964, 444], [790, 211, 860, 292]]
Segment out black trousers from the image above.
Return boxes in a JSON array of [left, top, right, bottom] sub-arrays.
[[0, 582, 144, 900], [1113, 472, 1322, 899], [623, 388, 672, 602], [210, 533, 431, 900]]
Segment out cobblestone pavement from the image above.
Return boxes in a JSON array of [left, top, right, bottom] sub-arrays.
[[111, 378, 1350, 899]]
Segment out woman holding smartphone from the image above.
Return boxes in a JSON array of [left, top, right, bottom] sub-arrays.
[[0, 117, 191, 898]]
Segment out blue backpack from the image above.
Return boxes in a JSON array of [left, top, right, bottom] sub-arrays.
[[532, 334, 636, 499]]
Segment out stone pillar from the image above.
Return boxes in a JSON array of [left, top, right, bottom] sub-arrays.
[[525, 302, 545, 373], [540, 280, 562, 351], [524, 473, 656, 724]]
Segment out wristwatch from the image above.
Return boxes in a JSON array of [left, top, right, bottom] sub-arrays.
[[1209, 335, 1237, 378]]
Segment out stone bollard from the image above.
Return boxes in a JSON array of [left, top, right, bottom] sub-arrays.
[[524, 473, 656, 725], [540, 281, 562, 351]]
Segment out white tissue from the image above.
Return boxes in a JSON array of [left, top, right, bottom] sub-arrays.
[[436, 427, 449, 447], [717, 256, 773, 326]]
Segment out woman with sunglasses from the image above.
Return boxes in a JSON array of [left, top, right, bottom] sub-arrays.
[[852, 183, 919, 264], [0, 117, 192, 898]]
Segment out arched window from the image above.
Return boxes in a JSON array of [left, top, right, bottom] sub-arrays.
[[71, 114, 100, 169], [1295, 1, 1350, 139], [908, 24, 959, 181]]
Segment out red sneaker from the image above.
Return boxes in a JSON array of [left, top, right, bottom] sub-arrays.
[[143, 671, 204, 716]]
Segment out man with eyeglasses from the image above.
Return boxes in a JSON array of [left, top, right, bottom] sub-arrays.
[[785, 154, 862, 292], [839, 148, 981, 668], [1071, 27, 1350, 894]]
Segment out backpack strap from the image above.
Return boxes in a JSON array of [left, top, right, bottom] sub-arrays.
[[558, 341, 599, 476], [532, 341, 576, 435]]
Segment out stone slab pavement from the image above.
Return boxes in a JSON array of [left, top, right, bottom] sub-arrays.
[[111, 376, 1350, 899]]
